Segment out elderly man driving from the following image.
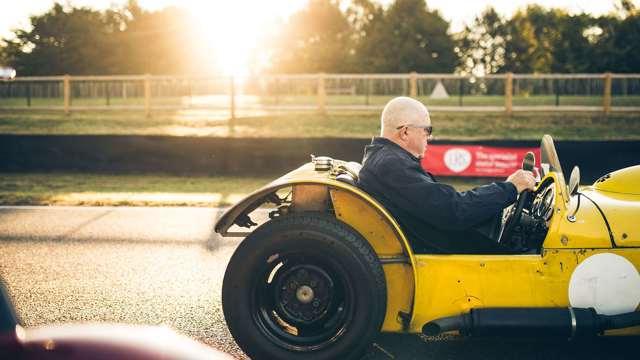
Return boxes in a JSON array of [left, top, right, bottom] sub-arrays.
[[357, 97, 536, 253]]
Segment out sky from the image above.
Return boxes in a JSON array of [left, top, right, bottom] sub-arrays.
[[0, 0, 631, 75]]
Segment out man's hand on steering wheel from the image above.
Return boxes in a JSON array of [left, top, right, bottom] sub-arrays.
[[507, 169, 536, 194]]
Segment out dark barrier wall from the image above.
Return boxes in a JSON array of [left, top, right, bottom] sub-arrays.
[[1, 135, 638, 183], [0, 135, 369, 177]]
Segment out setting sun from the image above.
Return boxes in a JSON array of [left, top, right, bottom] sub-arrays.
[[182, 1, 304, 76]]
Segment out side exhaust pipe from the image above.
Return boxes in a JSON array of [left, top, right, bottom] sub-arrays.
[[423, 308, 640, 338]]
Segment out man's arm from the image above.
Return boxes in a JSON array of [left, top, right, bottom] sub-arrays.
[[380, 160, 522, 231]]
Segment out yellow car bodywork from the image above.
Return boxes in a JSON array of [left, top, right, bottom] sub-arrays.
[[215, 153, 640, 337]]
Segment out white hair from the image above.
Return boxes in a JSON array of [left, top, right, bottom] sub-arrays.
[[380, 97, 430, 134]]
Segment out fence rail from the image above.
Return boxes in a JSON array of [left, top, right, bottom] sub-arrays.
[[1, 72, 639, 117]]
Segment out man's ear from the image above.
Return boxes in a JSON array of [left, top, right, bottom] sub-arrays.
[[399, 127, 409, 141]]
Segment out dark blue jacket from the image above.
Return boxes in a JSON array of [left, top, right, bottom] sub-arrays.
[[357, 137, 517, 253]]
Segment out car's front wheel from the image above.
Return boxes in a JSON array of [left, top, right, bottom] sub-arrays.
[[222, 213, 387, 360]]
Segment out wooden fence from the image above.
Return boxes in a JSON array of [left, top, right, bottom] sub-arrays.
[[1, 73, 639, 117]]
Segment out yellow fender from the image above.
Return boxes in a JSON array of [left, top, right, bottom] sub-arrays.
[[215, 163, 418, 331]]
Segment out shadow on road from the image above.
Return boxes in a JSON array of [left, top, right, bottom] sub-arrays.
[[363, 333, 635, 360]]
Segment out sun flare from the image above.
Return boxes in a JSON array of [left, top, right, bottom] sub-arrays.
[[184, 1, 303, 77]]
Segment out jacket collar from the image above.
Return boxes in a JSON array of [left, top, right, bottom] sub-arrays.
[[370, 137, 420, 162]]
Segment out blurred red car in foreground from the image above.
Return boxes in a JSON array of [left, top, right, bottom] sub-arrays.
[[0, 282, 233, 360]]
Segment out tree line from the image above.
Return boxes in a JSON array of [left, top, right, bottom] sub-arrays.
[[1, 0, 638, 76]]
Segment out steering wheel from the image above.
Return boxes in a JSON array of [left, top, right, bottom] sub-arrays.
[[499, 189, 531, 245], [497, 152, 535, 248]]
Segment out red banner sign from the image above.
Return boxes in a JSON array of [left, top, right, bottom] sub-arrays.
[[421, 145, 541, 177]]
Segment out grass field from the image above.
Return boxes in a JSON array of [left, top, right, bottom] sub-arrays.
[[0, 173, 272, 207], [1, 109, 639, 140], [1, 94, 640, 108], [0, 173, 495, 207]]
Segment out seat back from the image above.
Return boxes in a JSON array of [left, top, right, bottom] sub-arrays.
[[334, 162, 362, 187]]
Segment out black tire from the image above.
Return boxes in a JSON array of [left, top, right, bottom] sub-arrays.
[[222, 212, 387, 360]]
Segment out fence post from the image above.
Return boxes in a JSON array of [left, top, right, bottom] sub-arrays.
[[63, 75, 70, 114], [365, 78, 371, 106], [144, 74, 151, 117], [458, 78, 464, 106], [603, 72, 612, 114], [505, 72, 513, 115], [230, 76, 236, 120], [187, 78, 192, 107], [26, 82, 31, 107], [105, 81, 110, 106], [317, 73, 326, 113], [410, 72, 417, 98]]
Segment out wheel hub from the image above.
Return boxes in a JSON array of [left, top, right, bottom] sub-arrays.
[[296, 285, 314, 304], [275, 265, 334, 325]]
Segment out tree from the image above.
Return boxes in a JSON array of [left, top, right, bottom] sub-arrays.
[[267, 0, 354, 73], [2, 3, 118, 75], [458, 5, 601, 74], [111, 5, 216, 75], [549, 14, 595, 73], [355, 0, 457, 73], [615, 0, 638, 17], [457, 7, 507, 75], [346, 0, 384, 34], [346, 0, 385, 73], [498, 6, 563, 73], [0, 0, 219, 75], [501, 5, 640, 74], [615, 15, 640, 72]]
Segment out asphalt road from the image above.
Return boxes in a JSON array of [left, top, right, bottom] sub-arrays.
[[0, 206, 635, 360]]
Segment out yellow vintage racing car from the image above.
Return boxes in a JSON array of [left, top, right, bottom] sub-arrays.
[[217, 135, 640, 360]]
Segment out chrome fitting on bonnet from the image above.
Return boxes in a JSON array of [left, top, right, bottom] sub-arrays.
[[311, 155, 334, 172]]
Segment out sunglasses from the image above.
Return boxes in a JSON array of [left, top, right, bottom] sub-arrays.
[[396, 124, 433, 136]]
